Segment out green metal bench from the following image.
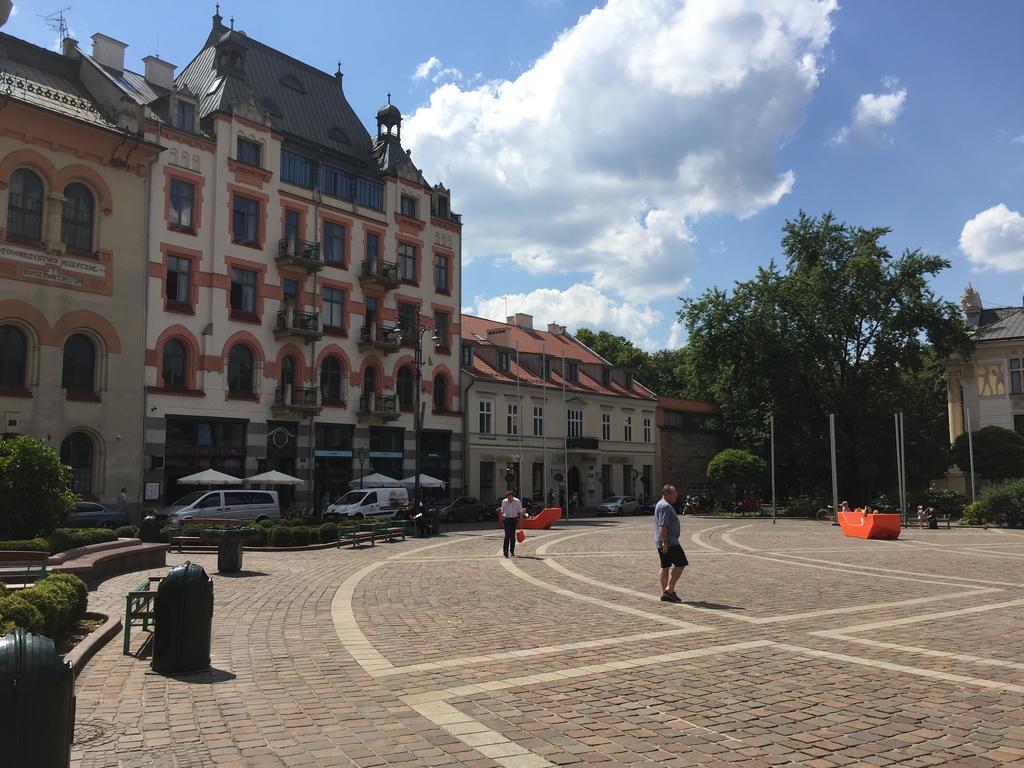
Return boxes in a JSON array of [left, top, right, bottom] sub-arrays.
[[336, 525, 375, 549], [0, 550, 49, 586], [123, 576, 163, 655]]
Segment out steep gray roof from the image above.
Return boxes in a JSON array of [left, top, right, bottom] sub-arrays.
[[975, 307, 1024, 342], [0, 33, 120, 130], [176, 23, 375, 171]]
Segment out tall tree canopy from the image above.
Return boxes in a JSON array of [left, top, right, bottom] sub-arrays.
[[680, 212, 972, 502], [574, 328, 698, 400]]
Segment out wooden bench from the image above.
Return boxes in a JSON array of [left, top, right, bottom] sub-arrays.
[[168, 518, 254, 552], [123, 576, 163, 655], [337, 527, 375, 549], [0, 550, 49, 586]]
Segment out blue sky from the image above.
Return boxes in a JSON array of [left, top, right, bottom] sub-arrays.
[[8, 1, 1024, 350]]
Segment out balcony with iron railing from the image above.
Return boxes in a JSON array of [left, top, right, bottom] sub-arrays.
[[275, 238, 322, 271], [272, 385, 322, 415], [273, 309, 322, 343], [565, 436, 600, 450], [356, 393, 399, 422], [358, 258, 400, 289], [357, 324, 401, 353]]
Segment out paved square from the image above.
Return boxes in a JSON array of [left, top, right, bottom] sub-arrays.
[[72, 520, 1024, 767]]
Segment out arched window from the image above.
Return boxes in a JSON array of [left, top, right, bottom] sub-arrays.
[[397, 365, 413, 409], [0, 325, 27, 388], [282, 356, 297, 388], [320, 357, 344, 403], [433, 374, 447, 412], [62, 334, 96, 394], [60, 432, 93, 494], [8, 169, 44, 241], [228, 344, 254, 395], [162, 339, 187, 389], [363, 366, 377, 395], [61, 183, 94, 252]]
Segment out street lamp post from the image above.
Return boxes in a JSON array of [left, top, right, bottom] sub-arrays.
[[355, 446, 367, 490], [410, 322, 438, 532]]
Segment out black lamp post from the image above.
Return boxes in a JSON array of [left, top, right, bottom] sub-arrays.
[[410, 321, 438, 531], [355, 446, 367, 490]]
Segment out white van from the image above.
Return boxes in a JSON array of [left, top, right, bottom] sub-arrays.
[[323, 487, 409, 521], [162, 490, 281, 525]]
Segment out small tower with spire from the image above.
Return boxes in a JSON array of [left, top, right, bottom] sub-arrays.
[[376, 93, 401, 141]]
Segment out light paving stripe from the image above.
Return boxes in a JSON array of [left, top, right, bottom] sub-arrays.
[[541, 553, 998, 624], [376, 626, 704, 677], [690, 524, 728, 552], [330, 560, 394, 674], [500, 556, 706, 629], [775, 642, 1024, 695], [809, 597, 1024, 637], [818, 635, 1024, 672], [535, 531, 590, 556]]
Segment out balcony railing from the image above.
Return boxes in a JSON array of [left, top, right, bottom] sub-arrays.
[[358, 259, 400, 288], [566, 436, 600, 450], [272, 385, 321, 414], [274, 309, 322, 342], [357, 324, 401, 352], [357, 393, 399, 421], [275, 238, 322, 271]]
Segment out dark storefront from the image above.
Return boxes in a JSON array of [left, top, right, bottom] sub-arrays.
[[315, 423, 354, 508], [265, 421, 299, 513], [163, 416, 248, 504], [419, 429, 451, 503], [368, 426, 404, 481]]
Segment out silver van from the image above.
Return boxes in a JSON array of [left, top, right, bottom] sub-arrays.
[[163, 490, 280, 525], [323, 487, 409, 520]]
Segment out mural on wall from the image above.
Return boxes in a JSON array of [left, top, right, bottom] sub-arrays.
[[978, 364, 1006, 397]]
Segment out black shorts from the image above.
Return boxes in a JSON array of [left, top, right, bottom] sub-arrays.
[[658, 544, 688, 569]]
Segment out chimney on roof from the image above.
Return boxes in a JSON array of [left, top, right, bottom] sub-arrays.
[[506, 313, 533, 330], [91, 33, 127, 74], [61, 37, 78, 58], [547, 322, 566, 336], [960, 283, 982, 327], [143, 55, 176, 90]]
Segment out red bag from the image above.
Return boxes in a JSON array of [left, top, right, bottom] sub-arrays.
[[516, 529, 525, 543]]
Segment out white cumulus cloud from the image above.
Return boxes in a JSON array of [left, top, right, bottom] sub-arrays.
[[472, 284, 667, 351], [405, 0, 837, 302], [960, 204, 1024, 271], [831, 80, 907, 146], [412, 56, 463, 83]]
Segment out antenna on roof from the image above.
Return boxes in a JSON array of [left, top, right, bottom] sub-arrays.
[[41, 6, 71, 41]]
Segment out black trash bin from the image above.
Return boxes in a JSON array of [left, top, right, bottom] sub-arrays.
[[928, 515, 939, 530], [151, 561, 213, 674], [0, 628, 75, 768], [413, 513, 430, 538], [139, 514, 163, 543]]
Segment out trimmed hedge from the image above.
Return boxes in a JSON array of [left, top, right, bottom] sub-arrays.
[[46, 528, 118, 554], [319, 522, 338, 542], [0, 537, 49, 552], [0, 573, 88, 641], [268, 527, 294, 547], [115, 525, 139, 539]]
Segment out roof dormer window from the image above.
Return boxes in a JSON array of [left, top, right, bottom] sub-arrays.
[[435, 194, 449, 219], [498, 350, 510, 372], [237, 137, 261, 167], [567, 362, 579, 382], [400, 195, 417, 218], [174, 98, 195, 132]]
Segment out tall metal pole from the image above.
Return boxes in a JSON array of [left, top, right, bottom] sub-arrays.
[[894, 413, 903, 520], [562, 351, 569, 520], [515, 342, 523, 497], [829, 413, 838, 523], [541, 344, 547, 506], [966, 407, 977, 502], [414, 326, 422, 521], [899, 411, 907, 517], [770, 413, 777, 525]]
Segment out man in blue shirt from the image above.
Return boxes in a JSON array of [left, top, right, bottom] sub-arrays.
[[654, 484, 688, 602]]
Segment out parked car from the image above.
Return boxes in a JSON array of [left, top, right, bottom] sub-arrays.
[[596, 496, 640, 516], [65, 501, 130, 530], [162, 490, 280, 525], [431, 496, 489, 523]]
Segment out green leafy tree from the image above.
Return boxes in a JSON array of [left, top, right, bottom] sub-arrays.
[[952, 426, 1024, 480], [574, 328, 701, 399], [706, 449, 768, 491], [0, 436, 77, 539], [681, 212, 972, 502]]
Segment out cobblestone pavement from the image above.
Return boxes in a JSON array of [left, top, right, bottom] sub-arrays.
[[71, 520, 1024, 767]]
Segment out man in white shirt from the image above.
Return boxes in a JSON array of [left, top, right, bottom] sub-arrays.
[[499, 490, 523, 557]]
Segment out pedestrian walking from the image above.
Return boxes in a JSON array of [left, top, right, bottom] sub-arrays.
[[117, 487, 129, 520], [498, 490, 523, 558], [655, 484, 688, 602]]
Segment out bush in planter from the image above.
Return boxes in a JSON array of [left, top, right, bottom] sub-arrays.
[[0, 435, 77, 539], [269, 526, 294, 547], [291, 526, 312, 546], [41, 573, 88, 620], [967, 479, 1024, 527], [319, 522, 338, 543], [257, 518, 276, 530], [0, 594, 45, 635], [180, 524, 203, 538], [115, 525, 139, 539], [20, 580, 75, 638], [0, 537, 49, 552], [157, 526, 176, 543], [46, 528, 117, 554]]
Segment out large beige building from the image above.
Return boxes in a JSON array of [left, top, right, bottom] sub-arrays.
[[77, 12, 464, 509], [0, 33, 161, 513], [461, 314, 658, 507]]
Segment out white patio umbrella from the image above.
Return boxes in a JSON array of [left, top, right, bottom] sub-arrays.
[[245, 470, 304, 486], [348, 472, 399, 489], [176, 468, 243, 486], [399, 474, 446, 489]]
